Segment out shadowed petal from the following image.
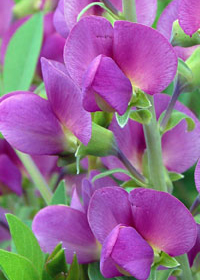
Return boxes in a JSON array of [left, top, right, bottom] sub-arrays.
[[129, 188, 197, 256], [195, 159, 200, 193], [32, 205, 99, 263], [0, 155, 22, 196], [188, 223, 200, 267], [53, 0, 69, 38], [41, 58, 92, 145], [88, 187, 132, 243], [0, 0, 14, 38], [71, 187, 85, 213], [179, 0, 200, 36], [82, 55, 132, 115], [0, 207, 10, 242], [64, 16, 113, 87], [135, 0, 157, 26], [0, 92, 65, 155], [157, 0, 179, 40], [114, 21, 177, 94], [102, 225, 154, 280]]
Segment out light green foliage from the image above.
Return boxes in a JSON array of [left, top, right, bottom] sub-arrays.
[[3, 12, 43, 94], [50, 181, 67, 205]]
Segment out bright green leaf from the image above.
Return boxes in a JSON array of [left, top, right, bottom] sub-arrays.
[[46, 244, 67, 278], [0, 249, 40, 280], [66, 255, 79, 280], [131, 90, 151, 109], [168, 172, 184, 182], [115, 106, 131, 128], [129, 109, 152, 124], [3, 12, 43, 94], [159, 110, 195, 134], [50, 181, 67, 205], [156, 252, 180, 269], [194, 214, 200, 224], [6, 214, 44, 277]]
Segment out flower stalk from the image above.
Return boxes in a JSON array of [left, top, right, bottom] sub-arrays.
[[16, 150, 52, 205], [122, 0, 137, 22], [176, 254, 193, 280], [143, 95, 168, 192]]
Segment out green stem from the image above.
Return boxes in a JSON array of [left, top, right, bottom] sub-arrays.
[[16, 151, 52, 205], [143, 95, 168, 192], [122, 0, 137, 22], [176, 254, 193, 280]]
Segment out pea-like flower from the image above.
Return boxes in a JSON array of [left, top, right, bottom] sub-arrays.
[[88, 187, 197, 279], [0, 59, 91, 155], [64, 16, 177, 115]]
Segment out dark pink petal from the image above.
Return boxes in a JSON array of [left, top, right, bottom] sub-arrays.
[[82, 179, 93, 211], [100, 225, 124, 278], [129, 188, 197, 256], [174, 46, 198, 61], [114, 21, 177, 94], [41, 58, 92, 145], [88, 187, 132, 243], [0, 92, 65, 155], [70, 187, 85, 213], [179, 0, 200, 36], [32, 155, 59, 180], [0, 155, 22, 196], [188, 224, 200, 266], [82, 55, 132, 115], [0, 207, 10, 242], [32, 205, 99, 263], [195, 159, 200, 193], [64, 0, 102, 31], [155, 94, 200, 173], [102, 225, 154, 280], [90, 170, 118, 192], [53, 0, 70, 38], [0, 0, 14, 38], [157, 0, 179, 40], [64, 16, 113, 87]]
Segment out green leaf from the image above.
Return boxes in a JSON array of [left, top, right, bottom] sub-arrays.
[[168, 172, 184, 182], [194, 214, 200, 224], [46, 244, 67, 278], [0, 249, 40, 280], [50, 181, 67, 205], [115, 106, 131, 128], [6, 214, 44, 277], [156, 252, 180, 269], [131, 90, 151, 109], [159, 110, 195, 134], [129, 109, 152, 124], [177, 58, 193, 85], [3, 12, 43, 94], [66, 255, 79, 280], [156, 268, 181, 280]]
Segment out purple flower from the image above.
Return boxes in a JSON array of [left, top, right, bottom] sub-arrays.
[[32, 173, 117, 263], [0, 207, 10, 243], [0, 0, 14, 38], [64, 16, 177, 115], [54, 0, 157, 38], [0, 59, 91, 155], [188, 223, 200, 267], [88, 187, 197, 279], [103, 93, 200, 181], [0, 139, 22, 196]]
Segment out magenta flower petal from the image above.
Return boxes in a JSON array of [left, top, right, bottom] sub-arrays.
[[101, 225, 154, 280], [64, 16, 113, 87], [155, 94, 200, 173], [53, 0, 69, 38], [195, 159, 200, 193], [82, 55, 132, 115], [88, 187, 132, 243], [64, 0, 102, 31], [188, 223, 200, 267], [179, 0, 200, 36], [0, 155, 22, 196], [113, 21, 177, 94], [129, 188, 197, 256], [0, 0, 14, 38], [0, 207, 10, 242], [135, 0, 157, 26], [0, 93, 65, 155], [32, 205, 99, 263], [157, 0, 179, 40], [70, 187, 85, 213], [41, 58, 92, 145]]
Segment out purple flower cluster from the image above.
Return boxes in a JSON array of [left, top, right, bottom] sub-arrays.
[[0, 0, 200, 279]]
